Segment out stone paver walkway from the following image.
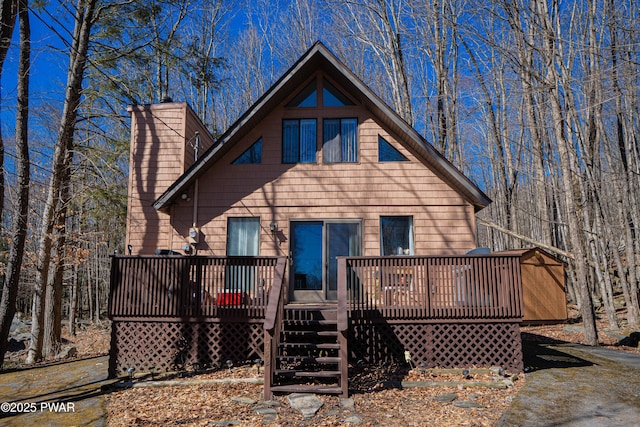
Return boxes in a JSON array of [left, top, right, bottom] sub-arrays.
[[0, 356, 114, 427]]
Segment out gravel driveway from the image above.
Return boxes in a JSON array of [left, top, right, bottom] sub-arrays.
[[499, 342, 640, 427]]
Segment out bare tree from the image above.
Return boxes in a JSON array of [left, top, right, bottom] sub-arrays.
[[27, 0, 97, 364], [530, 0, 597, 344], [0, 0, 29, 367], [332, 0, 412, 123]]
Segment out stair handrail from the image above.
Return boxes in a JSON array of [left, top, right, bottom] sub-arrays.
[[337, 257, 349, 332], [263, 256, 287, 399], [337, 257, 349, 397]]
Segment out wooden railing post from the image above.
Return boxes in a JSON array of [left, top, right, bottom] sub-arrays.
[[336, 257, 349, 397], [337, 257, 348, 332], [108, 255, 119, 316]]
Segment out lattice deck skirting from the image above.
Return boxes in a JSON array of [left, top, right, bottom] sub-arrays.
[[109, 319, 523, 377], [349, 321, 523, 373], [109, 320, 264, 376]]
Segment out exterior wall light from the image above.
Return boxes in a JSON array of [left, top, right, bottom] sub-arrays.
[[269, 221, 278, 234]]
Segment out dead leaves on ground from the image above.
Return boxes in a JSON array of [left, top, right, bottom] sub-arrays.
[[105, 365, 524, 427]]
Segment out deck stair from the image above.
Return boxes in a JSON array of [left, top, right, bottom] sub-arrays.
[[269, 305, 348, 396]]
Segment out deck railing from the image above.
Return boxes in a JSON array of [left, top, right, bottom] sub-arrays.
[[109, 255, 287, 319], [263, 257, 288, 399], [338, 255, 523, 321]]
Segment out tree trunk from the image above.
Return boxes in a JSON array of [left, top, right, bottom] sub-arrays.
[[0, 0, 29, 368], [534, 0, 598, 345], [42, 159, 72, 357], [605, 0, 640, 327], [26, 0, 96, 364], [87, 260, 93, 323], [0, 0, 18, 220], [68, 261, 78, 336]]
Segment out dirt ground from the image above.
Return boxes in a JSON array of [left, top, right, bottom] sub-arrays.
[[102, 308, 638, 427], [3, 322, 111, 369], [5, 309, 639, 426], [105, 366, 523, 427]]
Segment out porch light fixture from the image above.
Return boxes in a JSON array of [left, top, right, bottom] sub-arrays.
[[269, 221, 278, 234]]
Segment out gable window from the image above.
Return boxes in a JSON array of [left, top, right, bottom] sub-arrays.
[[323, 118, 358, 163], [287, 79, 317, 107], [232, 138, 262, 164], [378, 135, 408, 162], [283, 119, 317, 163], [380, 216, 414, 256], [323, 80, 353, 107]]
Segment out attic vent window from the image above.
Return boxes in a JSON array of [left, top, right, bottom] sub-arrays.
[[378, 135, 408, 162], [287, 79, 317, 107], [323, 80, 353, 106], [232, 138, 262, 164]]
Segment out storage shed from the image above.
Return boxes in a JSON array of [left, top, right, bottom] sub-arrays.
[[497, 248, 567, 324]]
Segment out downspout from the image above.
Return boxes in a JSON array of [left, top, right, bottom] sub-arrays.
[[192, 131, 200, 228]]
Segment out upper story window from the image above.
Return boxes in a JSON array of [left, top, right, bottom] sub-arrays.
[[323, 80, 353, 107], [287, 79, 317, 107], [323, 118, 358, 163], [378, 135, 408, 162], [283, 119, 317, 163], [286, 78, 353, 108], [232, 138, 262, 164], [284, 78, 357, 164]]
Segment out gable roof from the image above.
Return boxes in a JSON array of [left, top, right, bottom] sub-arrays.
[[153, 41, 491, 211], [495, 247, 567, 265]]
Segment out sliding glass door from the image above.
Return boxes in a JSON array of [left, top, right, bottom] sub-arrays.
[[290, 220, 361, 302]]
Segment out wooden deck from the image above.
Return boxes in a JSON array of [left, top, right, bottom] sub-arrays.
[[110, 254, 522, 321], [340, 255, 523, 321], [109, 255, 286, 320], [108, 254, 524, 397]]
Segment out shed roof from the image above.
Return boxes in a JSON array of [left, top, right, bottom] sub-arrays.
[[152, 41, 491, 211], [495, 247, 567, 265]]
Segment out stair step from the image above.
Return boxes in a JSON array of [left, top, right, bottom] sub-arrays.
[[274, 369, 341, 378], [277, 356, 341, 364], [282, 330, 338, 337], [284, 319, 337, 326], [280, 342, 340, 350], [269, 384, 345, 395]]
